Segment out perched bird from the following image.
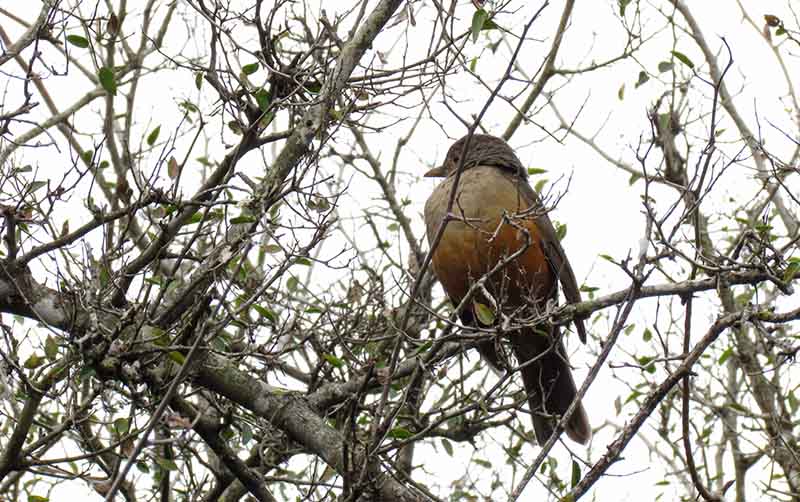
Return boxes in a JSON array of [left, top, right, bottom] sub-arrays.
[[423, 133, 590, 445]]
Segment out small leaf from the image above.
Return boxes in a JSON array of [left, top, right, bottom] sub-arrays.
[[66, 35, 89, 48], [44, 335, 59, 360], [323, 353, 344, 368], [254, 88, 271, 111], [24, 354, 45, 369], [617, 83, 625, 101], [718, 346, 733, 365], [657, 61, 673, 73], [286, 276, 299, 292], [167, 156, 179, 179], [242, 62, 259, 75], [527, 167, 547, 176], [634, 70, 649, 88], [252, 305, 277, 323], [555, 222, 567, 241], [29, 180, 47, 192], [389, 427, 413, 439], [671, 50, 694, 69], [782, 260, 800, 282], [107, 13, 120, 37], [146, 125, 160, 146], [619, 0, 632, 17], [113, 417, 130, 435], [304, 81, 323, 93], [168, 351, 186, 364], [638, 355, 656, 373], [469, 57, 477, 72], [155, 457, 178, 471], [230, 215, 256, 224], [195, 71, 203, 90], [473, 301, 495, 325], [471, 9, 488, 43], [642, 328, 652, 342], [98, 67, 117, 95], [571, 460, 581, 487], [441, 438, 453, 456]]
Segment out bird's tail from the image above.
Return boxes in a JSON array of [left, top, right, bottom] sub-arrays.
[[512, 327, 591, 445]]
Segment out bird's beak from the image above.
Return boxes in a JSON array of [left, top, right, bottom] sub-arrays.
[[424, 165, 447, 178]]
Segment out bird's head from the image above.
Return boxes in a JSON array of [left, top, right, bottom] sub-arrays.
[[424, 133, 526, 178]]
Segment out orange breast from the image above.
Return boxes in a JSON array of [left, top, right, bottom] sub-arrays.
[[425, 166, 556, 310]]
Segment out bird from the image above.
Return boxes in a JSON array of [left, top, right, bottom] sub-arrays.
[[423, 133, 591, 445]]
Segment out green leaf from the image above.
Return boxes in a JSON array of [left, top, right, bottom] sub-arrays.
[[286, 276, 299, 292], [44, 335, 59, 360], [230, 215, 256, 224], [657, 61, 673, 73], [252, 305, 277, 323], [634, 70, 649, 88], [471, 9, 489, 42], [254, 88, 271, 111], [469, 57, 477, 72], [28, 496, 49, 502], [473, 301, 495, 325], [527, 167, 547, 176], [776, 27, 786, 36], [617, 83, 625, 101], [29, 180, 47, 192], [187, 212, 203, 224], [717, 346, 733, 365], [24, 354, 45, 369], [304, 81, 323, 93], [242, 62, 259, 75], [555, 222, 567, 241], [441, 438, 453, 456], [389, 427, 413, 439], [195, 71, 203, 90], [113, 417, 130, 435], [571, 459, 581, 487], [98, 67, 117, 95], [66, 34, 89, 48], [642, 328, 652, 342], [146, 125, 160, 146], [638, 355, 656, 373], [783, 259, 800, 282], [618, 0, 632, 16], [323, 353, 344, 368], [671, 50, 694, 69], [156, 457, 178, 471], [168, 351, 186, 364]]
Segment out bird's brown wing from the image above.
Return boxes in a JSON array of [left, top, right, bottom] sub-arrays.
[[510, 175, 588, 343]]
